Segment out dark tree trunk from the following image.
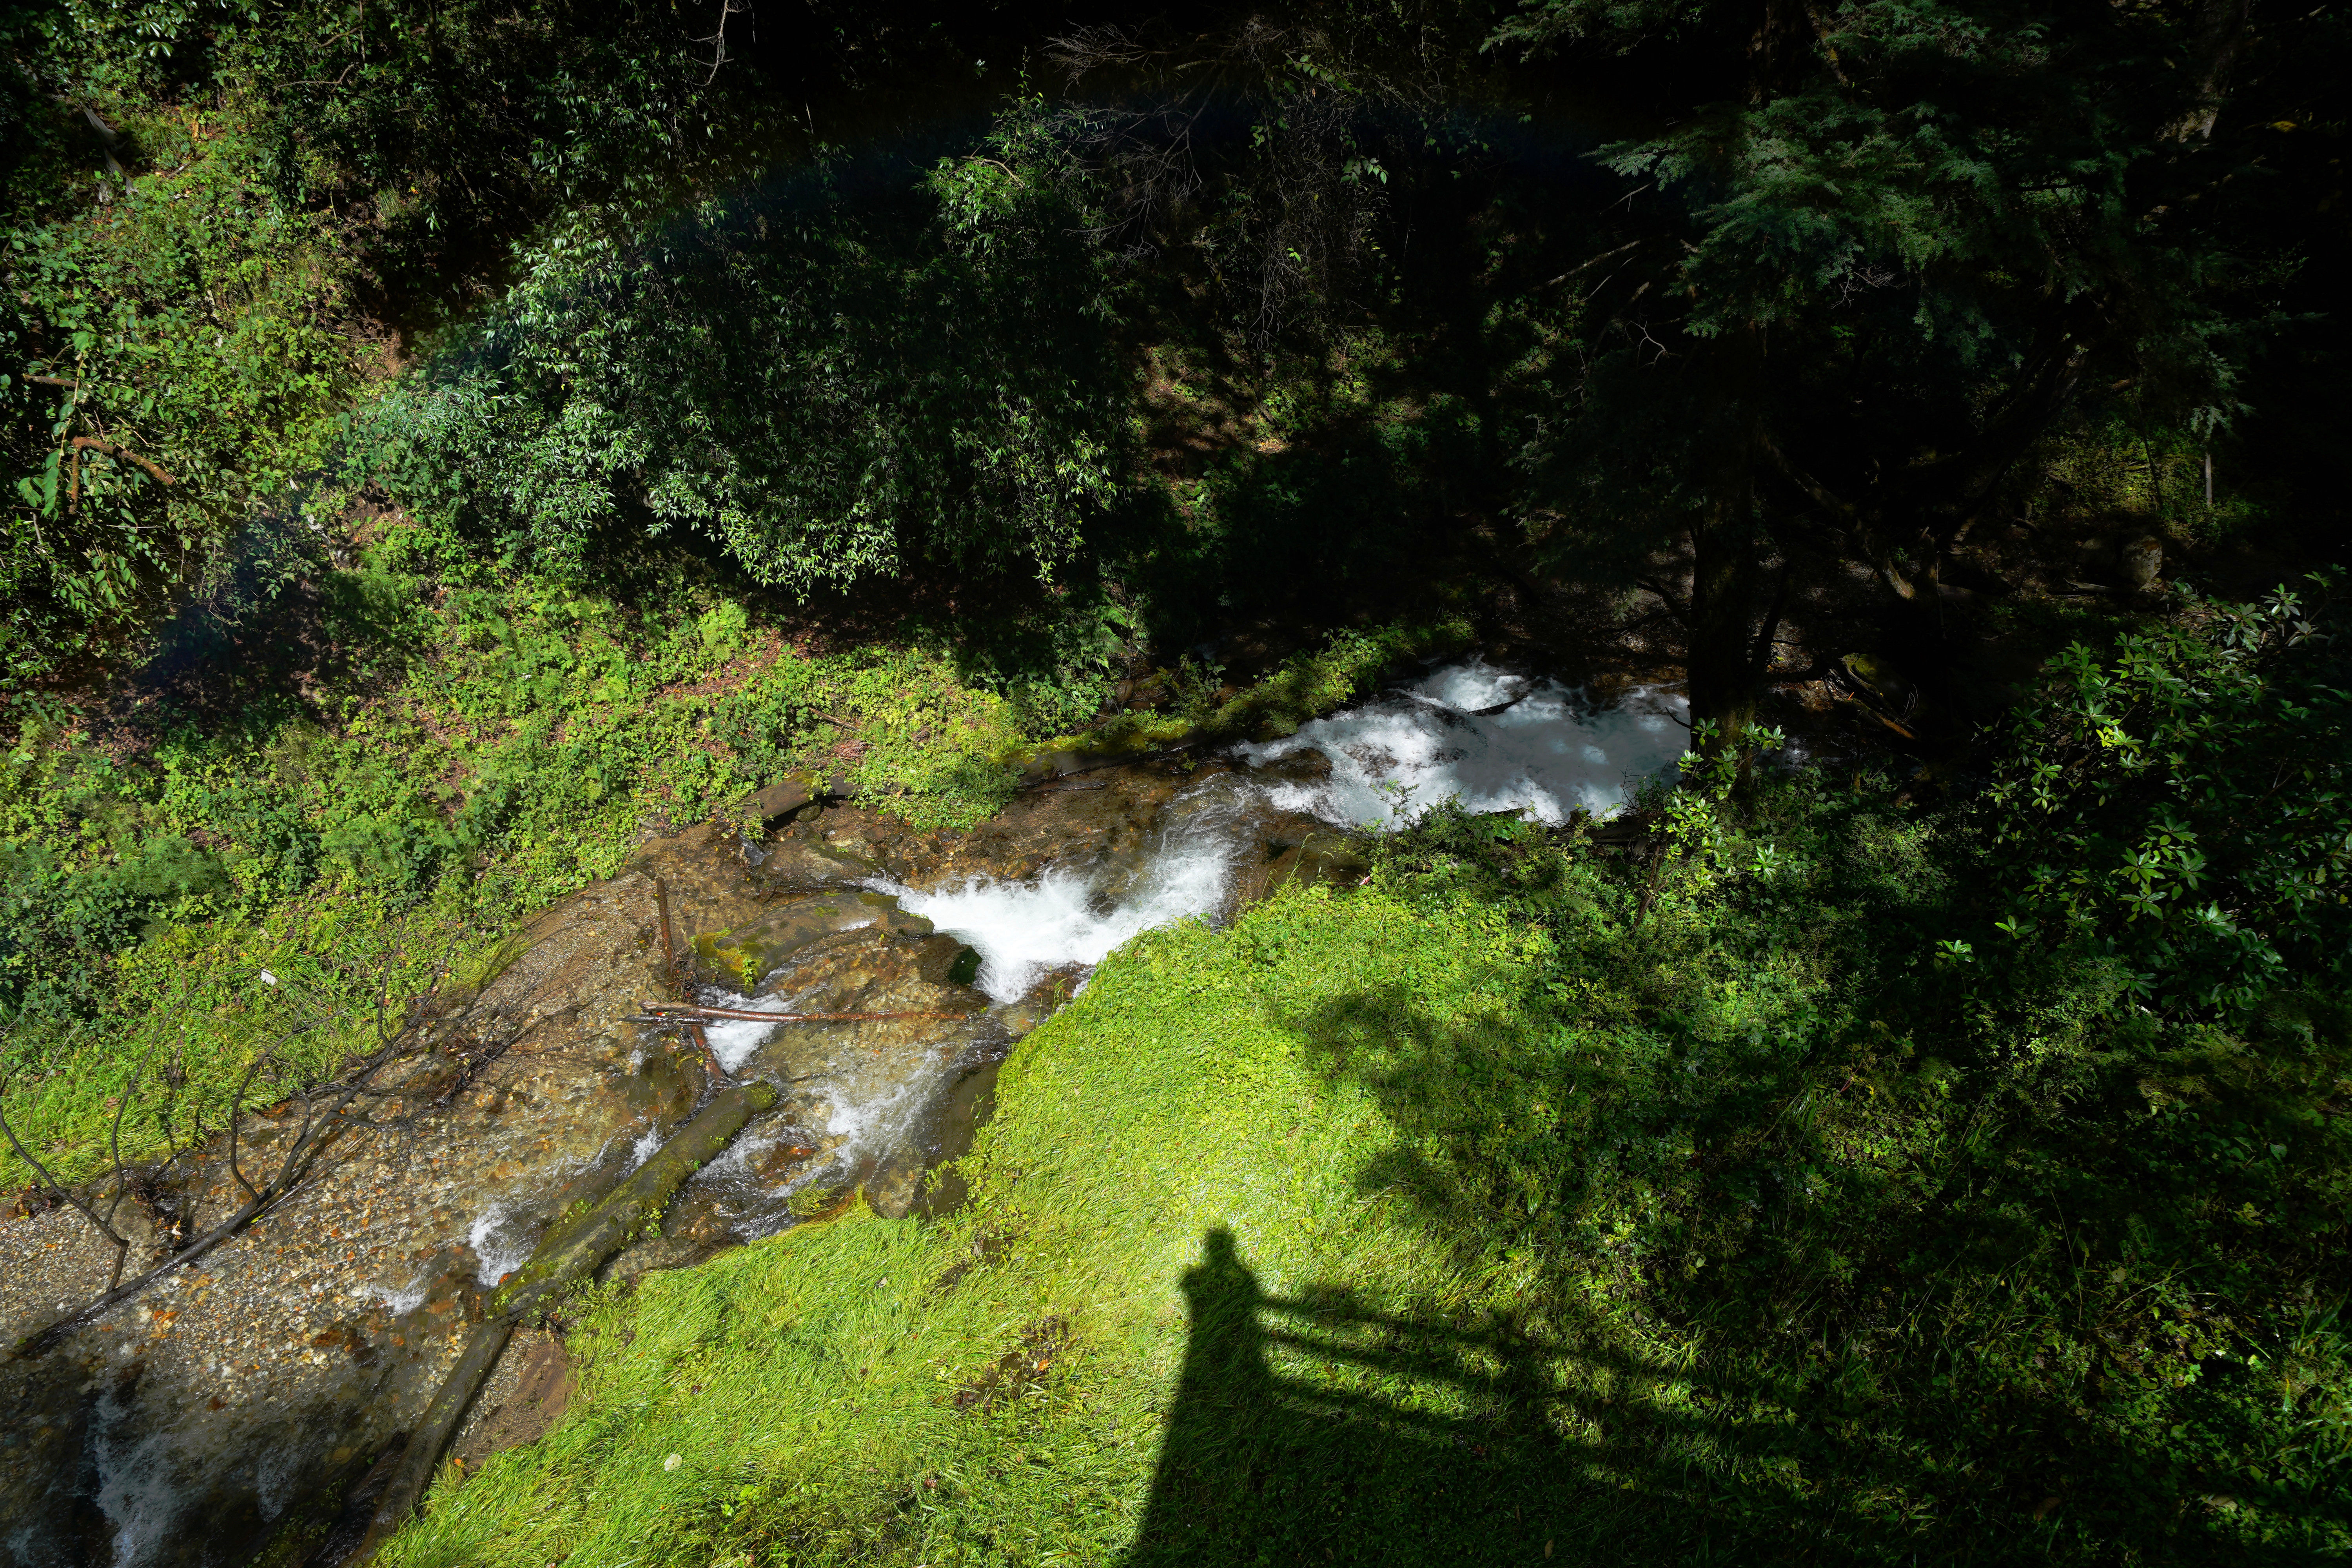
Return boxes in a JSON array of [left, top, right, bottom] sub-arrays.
[[1686, 506, 1768, 744], [1682, 327, 1771, 749]]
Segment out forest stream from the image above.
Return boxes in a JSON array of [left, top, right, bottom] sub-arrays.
[[0, 660, 1686, 1568]]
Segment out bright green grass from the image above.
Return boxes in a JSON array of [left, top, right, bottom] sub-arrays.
[[383, 885, 1627, 1568], [377, 780, 2352, 1567]]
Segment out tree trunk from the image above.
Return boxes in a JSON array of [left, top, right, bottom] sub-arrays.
[[1685, 509, 1767, 745], [1682, 327, 1771, 750]]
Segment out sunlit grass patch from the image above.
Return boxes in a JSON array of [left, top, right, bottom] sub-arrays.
[[382, 887, 1581, 1568]]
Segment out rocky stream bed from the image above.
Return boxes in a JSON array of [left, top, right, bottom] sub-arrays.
[[0, 660, 1687, 1568]]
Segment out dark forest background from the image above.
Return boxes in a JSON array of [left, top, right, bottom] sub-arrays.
[[3, 2, 2348, 1561]]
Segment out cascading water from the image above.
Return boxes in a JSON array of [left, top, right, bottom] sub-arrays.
[[871, 659, 1686, 999], [1238, 658, 1690, 829], [711, 661, 1686, 1208], [0, 655, 1696, 1568], [880, 774, 1263, 1003]]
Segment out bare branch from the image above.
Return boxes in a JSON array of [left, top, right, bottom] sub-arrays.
[[1541, 240, 1643, 291], [68, 436, 177, 495], [1, 1070, 131, 1256], [97, 1031, 171, 1289], [1635, 575, 1692, 624], [9, 947, 520, 1361], [691, 0, 750, 87]]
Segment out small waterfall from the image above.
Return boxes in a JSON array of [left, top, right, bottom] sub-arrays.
[[1239, 658, 1688, 828], [880, 776, 1259, 1003]]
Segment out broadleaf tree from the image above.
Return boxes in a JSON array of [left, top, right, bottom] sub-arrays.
[[349, 111, 1127, 593]]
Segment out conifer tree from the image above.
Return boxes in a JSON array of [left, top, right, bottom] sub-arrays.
[[1497, 0, 2315, 735]]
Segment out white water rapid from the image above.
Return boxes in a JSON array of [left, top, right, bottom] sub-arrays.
[[686, 660, 1689, 1228], [882, 777, 1263, 1004], [1238, 658, 1689, 829], [898, 659, 1688, 999]]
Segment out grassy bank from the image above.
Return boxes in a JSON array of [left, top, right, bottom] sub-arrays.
[[386, 883, 1573, 1568], [0, 533, 1461, 1189], [380, 751, 2350, 1565]]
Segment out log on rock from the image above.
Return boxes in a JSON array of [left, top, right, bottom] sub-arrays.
[[746, 771, 857, 824], [492, 1078, 777, 1316], [340, 1079, 778, 1566]]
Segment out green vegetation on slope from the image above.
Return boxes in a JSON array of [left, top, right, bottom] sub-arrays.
[[0, 499, 1461, 1189], [382, 590, 2350, 1566], [0, 546, 1033, 1181]]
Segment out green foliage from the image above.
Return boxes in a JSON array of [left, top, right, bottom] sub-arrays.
[[0, 7, 2340, 1559], [350, 110, 1125, 594], [1985, 571, 2351, 1014], [1013, 614, 1475, 760], [1657, 715, 1788, 897], [0, 0, 834, 681], [1494, 0, 2333, 724], [1191, 617, 1475, 744], [0, 100, 364, 680], [1155, 389, 1487, 624], [16, 0, 793, 258]]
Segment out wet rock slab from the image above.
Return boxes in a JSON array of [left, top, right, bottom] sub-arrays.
[[0, 755, 1350, 1568]]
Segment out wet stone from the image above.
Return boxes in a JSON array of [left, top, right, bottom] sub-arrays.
[[0, 735, 1398, 1568]]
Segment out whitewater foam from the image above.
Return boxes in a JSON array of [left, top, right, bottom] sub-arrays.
[[466, 1200, 534, 1286], [696, 997, 802, 1072], [882, 778, 1253, 1004], [1238, 658, 1688, 828]]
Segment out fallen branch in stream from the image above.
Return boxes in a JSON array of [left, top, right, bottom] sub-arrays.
[[633, 1001, 984, 1025], [336, 1079, 779, 1566], [4, 934, 513, 1363], [647, 877, 731, 1079]]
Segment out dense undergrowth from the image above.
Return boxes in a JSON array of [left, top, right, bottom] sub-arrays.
[[378, 589, 2350, 1565]]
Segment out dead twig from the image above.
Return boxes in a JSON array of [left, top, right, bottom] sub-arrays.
[[0, 1070, 133, 1263], [632, 1002, 984, 1025], [8, 931, 519, 1361], [653, 877, 682, 996], [70, 436, 176, 485]]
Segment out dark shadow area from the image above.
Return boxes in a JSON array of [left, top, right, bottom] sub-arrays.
[[1201, 964, 2346, 1562], [1126, 1227, 1583, 1566]]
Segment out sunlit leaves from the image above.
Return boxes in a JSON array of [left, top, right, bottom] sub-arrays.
[[1985, 571, 2352, 1016]]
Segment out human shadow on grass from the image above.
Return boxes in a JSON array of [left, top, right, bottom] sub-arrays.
[[1125, 1226, 1588, 1567], [1174, 983, 2336, 1566]]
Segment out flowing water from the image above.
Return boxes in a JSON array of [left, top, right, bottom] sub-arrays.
[[1239, 659, 1689, 829], [881, 772, 1270, 1004], [897, 658, 1683, 1003], [662, 659, 1688, 1240], [0, 657, 1687, 1568]]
